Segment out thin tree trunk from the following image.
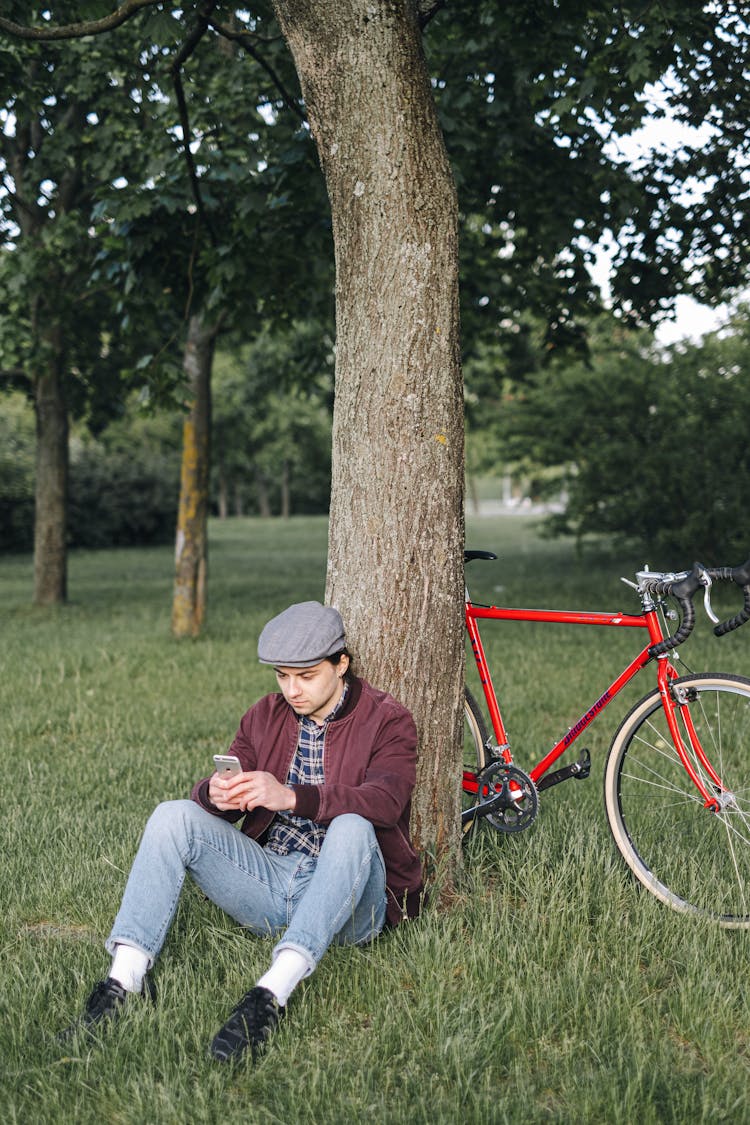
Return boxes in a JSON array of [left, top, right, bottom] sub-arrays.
[[217, 455, 228, 520], [274, 0, 465, 876], [255, 471, 271, 518], [33, 338, 68, 606], [171, 313, 216, 638], [280, 459, 290, 520], [468, 474, 480, 515]]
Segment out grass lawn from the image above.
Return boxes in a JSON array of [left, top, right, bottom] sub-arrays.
[[1, 514, 750, 1124]]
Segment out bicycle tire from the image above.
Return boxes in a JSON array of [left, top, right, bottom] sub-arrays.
[[462, 688, 491, 834], [465, 687, 490, 770], [603, 672, 750, 928]]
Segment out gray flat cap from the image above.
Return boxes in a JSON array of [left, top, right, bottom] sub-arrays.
[[258, 601, 346, 668]]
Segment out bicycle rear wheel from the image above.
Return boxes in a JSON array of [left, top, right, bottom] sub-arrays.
[[465, 687, 490, 769], [463, 688, 490, 834], [604, 673, 750, 927]]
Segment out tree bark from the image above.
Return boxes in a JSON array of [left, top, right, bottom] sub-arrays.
[[32, 335, 68, 605], [171, 312, 216, 638], [273, 0, 465, 876]]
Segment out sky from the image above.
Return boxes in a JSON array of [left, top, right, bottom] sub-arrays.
[[654, 295, 732, 344], [589, 245, 733, 346]]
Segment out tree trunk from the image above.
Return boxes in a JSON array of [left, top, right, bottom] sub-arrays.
[[280, 459, 290, 520], [274, 0, 465, 876], [217, 457, 228, 520], [171, 313, 216, 638], [33, 341, 68, 606], [255, 472, 271, 518], [468, 474, 480, 515]]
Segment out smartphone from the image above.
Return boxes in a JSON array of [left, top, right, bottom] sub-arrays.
[[213, 754, 242, 777]]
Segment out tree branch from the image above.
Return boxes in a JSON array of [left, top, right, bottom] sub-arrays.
[[170, 2, 219, 247], [417, 0, 448, 29], [0, 0, 159, 41], [209, 18, 306, 121], [2, 184, 46, 227]]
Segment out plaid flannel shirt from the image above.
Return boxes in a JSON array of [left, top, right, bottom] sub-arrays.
[[264, 682, 349, 858]]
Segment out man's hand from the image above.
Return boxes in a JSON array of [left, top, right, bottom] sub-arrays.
[[208, 770, 297, 814]]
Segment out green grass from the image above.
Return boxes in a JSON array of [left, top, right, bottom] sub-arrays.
[[2, 515, 750, 1123]]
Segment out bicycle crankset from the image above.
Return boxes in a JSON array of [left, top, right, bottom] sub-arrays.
[[474, 760, 539, 833]]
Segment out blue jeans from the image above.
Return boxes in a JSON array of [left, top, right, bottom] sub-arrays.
[[106, 800, 387, 976]]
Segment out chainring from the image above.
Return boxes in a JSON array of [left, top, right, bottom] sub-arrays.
[[476, 760, 539, 834]]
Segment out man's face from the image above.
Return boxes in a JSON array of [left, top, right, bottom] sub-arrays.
[[274, 657, 348, 724]]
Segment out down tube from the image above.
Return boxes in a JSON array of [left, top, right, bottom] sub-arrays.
[[529, 646, 654, 784]]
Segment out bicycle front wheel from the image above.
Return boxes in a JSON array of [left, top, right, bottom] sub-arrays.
[[604, 673, 750, 928]]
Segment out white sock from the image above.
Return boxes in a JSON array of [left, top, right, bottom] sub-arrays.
[[256, 948, 311, 1007], [109, 943, 151, 994]]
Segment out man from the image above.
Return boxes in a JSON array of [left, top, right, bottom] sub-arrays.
[[61, 601, 423, 1063]]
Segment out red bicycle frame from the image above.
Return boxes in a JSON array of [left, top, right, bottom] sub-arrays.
[[465, 598, 724, 808]]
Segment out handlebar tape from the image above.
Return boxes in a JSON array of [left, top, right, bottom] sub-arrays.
[[649, 595, 696, 656], [714, 583, 750, 636], [644, 563, 702, 655], [708, 557, 750, 636], [730, 558, 750, 586]]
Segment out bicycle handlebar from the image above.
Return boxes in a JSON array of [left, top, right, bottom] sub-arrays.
[[705, 560, 750, 636], [465, 548, 750, 655], [639, 557, 750, 656]]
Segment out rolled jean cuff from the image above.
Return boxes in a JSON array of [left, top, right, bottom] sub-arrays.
[[271, 940, 316, 976], [104, 935, 155, 968]]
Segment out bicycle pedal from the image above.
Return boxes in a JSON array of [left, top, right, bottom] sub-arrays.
[[573, 746, 591, 780]]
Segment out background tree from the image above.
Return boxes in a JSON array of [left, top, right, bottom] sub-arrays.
[[0, 2, 332, 622], [500, 313, 750, 562], [1, 35, 106, 602], [426, 0, 750, 354], [0, 8, 188, 603], [68, 404, 182, 548], [0, 388, 182, 552], [212, 320, 334, 518], [0, 390, 35, 551], [86, 9, 333, 635]]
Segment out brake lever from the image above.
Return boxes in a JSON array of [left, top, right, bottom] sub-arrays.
[[699, 569, 720, 625]]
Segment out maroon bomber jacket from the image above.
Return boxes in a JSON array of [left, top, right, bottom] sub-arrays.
[[191, 676, 424, 926]]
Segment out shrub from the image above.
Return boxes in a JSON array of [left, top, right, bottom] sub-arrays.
[[0, 393, 181, 553], [0, 392, 35, 553], [68, 443, 179, 548]]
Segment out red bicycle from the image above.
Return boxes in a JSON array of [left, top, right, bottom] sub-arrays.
[[461, 550, 750, 927]]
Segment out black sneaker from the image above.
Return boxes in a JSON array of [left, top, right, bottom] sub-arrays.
[[209, 985, 282, 1063], [58, 975, 156, 1041]]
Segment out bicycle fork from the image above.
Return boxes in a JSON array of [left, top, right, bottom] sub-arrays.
[[657, 661, 727, 812]]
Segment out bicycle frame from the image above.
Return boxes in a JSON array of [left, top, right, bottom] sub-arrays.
[[465, 597, 725, 809]]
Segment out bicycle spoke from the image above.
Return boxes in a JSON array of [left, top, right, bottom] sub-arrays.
[[721, 825, 750, 916]]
